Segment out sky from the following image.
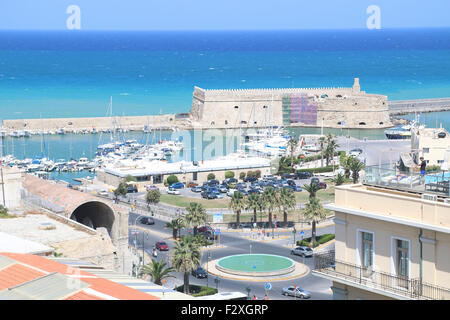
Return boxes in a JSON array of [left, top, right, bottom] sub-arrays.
[[0, 0, 449, 31]]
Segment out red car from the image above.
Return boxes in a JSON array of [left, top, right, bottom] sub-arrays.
[[197, 226, 213, 233], [155, 241, 169, 251]]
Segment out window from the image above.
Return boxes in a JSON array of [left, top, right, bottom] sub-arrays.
[[193, 172, 198, 181], [153, 175, 162, 184], [361, 232, 373, 276], [379, 122, 384, 125], [395, 239, 409, 288], [359, 122, 366, 126], [423, 148, 430, 153], [438, 160, 444, 164], [225, 120, 228, 125]]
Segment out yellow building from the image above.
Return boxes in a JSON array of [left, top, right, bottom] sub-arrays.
[[313, 170, 450, 300], [411, 127, 450, 166]]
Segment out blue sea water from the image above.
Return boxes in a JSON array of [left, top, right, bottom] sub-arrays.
[[0, 28, 449, 119]]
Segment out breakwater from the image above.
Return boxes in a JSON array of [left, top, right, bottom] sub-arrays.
[[389, 98, 450, 115]]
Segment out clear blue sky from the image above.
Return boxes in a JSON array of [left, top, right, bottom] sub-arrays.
[[0, 0, 449, 30]]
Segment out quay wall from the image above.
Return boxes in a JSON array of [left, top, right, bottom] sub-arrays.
[[1, 114, 192, 132], [389, 98, 450, 115]]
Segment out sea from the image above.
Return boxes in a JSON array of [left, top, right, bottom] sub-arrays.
[[0, 28, 449, 182]]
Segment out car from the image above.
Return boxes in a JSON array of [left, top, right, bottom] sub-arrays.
[[206, 179, 220, 186], [199, 230, 217, 240], [263, 175, 276, 180], [240, 222, 253, 229], [318, 182, 327, 189], [187, 182, 198, 188], [293, 185, 303, 192], [287, 180, 296, 186], [224, 178, 238, 184], [126, 186, 138, 193], [235, 182, 247, 189], [311, 177, 320, 185], [145, 185, 159, 191], [281, 173, 296, 179], [191, 186, 203, 193], [98, 189, 109, 197], [296, 171, 312, 179], [291, 246, 314, 257], [169, 182, 184, 189], [197, 226, 213, 233], [139, 217, 155, 225], [237, 188, 248, 196], [192, 266, 208, 278], [218, 185, 228, 193], [349, 148, 363, 157], [281, 286, 311, 299], [167, 188, 180, 195], [244, 176, 258, 182], [248, 188, 260, 194], [155, 241, 169, 251], [283, 185, 296, 192], [201, 191, 217, 199], [227, 189, 238, 197]]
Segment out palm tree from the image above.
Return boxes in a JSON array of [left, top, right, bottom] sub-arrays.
[[229, 191, 246, 228], [261, 186, 278, 226], [303, 197, 326, 247], [349, 159, 365, 184], [171, 236, 202, 294], [165, 218, 185, 240], [333, 172, 345, 186], [303, 181, 320, 199], [246, 193, 260, 224], [342, 156, 353, 179], [318, 136, 326, 167], [184, 202, 206, 236], [278, 188, 296, 227], [287, 137, 298, 167], [325, 134, 339, 166], [139, 259, 175, 285]]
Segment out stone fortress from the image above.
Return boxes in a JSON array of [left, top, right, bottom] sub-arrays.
[[190, 78, 393, 129]]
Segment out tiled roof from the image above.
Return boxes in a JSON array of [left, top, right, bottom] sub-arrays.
[[65, 290, 104, 300], [0, 263, 45, 290]]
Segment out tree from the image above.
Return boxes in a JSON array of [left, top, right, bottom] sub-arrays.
[[165, 218, 185, 239], [184, 202, 206, 236], [0, 205, 8, 217], [287, 137, 299, 167], [166, 174, 179, 185], [229, 191, 246, 228], [146, 189, 161, 206], [171, 236, 202, 294], [318, 136, 327, 167], [239, 172, 246, 181], [113, 182, 127, 199], [350, 159, 365, 184], [278, 188, 296, 227], [124, 175, 137, 182], [254, 170, 261, 179], [261, 186, 278, 226], [342, 156, 353, 179], [139, 259, 175, 285], [325, 135, 339, 166], [303, 197, 326, 247], [207, 173, 215, 180], [303, 181, 320, 199], [247, 170, 254, 178], [225, 171, 235, 179], [246, 193, 261, 223]]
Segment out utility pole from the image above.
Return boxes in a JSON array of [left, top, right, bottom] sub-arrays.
[[0, 167, 5, 207]]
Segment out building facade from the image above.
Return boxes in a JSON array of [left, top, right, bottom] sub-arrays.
[[191, 78, 392, 129], [411, 127, 450, 166], [313, 183, 450, 300]]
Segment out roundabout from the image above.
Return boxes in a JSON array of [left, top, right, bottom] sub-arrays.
[[204, 254, 309, 282]]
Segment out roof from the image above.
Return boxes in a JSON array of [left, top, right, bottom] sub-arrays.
[[0, 253, 158, 300], [0, 232, 54, 255]]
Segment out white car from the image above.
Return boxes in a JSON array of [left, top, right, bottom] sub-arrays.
[[98, 190, 109, 197], [291, 246, 314, 257], [167, 188, 180, 195], [349, 148, 363, 158], [227, 189, 237, 197]]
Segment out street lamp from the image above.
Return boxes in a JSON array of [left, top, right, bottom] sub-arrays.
[[250, 244, 252, 255], [214, 276, 220, 291], [206, 251, 211, 288]]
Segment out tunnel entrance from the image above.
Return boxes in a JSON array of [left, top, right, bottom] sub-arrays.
[[70, 201, 115, 233]]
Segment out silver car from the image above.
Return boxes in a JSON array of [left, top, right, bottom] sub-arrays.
[[291, 246, 314, 257], [282, 286, 311, 299]]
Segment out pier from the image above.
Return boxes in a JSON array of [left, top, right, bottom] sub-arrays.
[[389, 98, 450, 115]]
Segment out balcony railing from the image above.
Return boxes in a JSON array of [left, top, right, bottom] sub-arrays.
[[314, 251, 450, 300]]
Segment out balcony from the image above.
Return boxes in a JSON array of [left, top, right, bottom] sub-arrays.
[[313, 251, 450, 300]]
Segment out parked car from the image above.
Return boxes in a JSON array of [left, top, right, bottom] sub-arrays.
[[237, 188, 248, 196], [207, 179, 220, 186], [248, 188, 260, 195], [167, 188, 180, 195], [126, 186, 138, 193], [197, 226, 213, 233], [199, 230, 217, 240], [263, 175, 276, 180], [224, 178, 238, 184], [281, 286, 311, 299], [318, 182, 327, 189], [201, 191, 217, 199], [244, 176, 258, 182], [191, 186, 203, 193], [227, 189, 238, 197], [349, 148, 363, 158], [296, 171, 312, 179], [155, 241, 169, 251], [169, 182, 184, 189], [192, 266, 208, 278], [291, 246, 314, 257], [235, 182, 247, 189], [139, 217, 155, 225], [98, 189, 109, 197], [287, 180, 296, 186], [187, 182, 199, 188], [218, 185, 228, 193], [281, 173, 296, 179], [145, 185, 159, 191]]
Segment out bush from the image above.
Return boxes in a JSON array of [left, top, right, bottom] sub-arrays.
[[254, 170, 261, 179], [225, 171, 235, 179], [207, 173, 216, 180], [247, 170, 254, 178], [239, 172, 246, 180], [176, 284, 218, 297], [297, 233, 335, 247], [296, 166, 334, 174], [146, 189, 161, 205], [166, 175, 179, 185]]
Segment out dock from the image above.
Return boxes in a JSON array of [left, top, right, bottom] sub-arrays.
[[389, 98, 450, 115]]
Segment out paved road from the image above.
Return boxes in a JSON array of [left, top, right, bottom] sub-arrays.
[[128, 212, 334, 300]]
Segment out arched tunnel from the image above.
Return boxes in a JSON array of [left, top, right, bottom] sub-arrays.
[[70, 201, 115, 234]]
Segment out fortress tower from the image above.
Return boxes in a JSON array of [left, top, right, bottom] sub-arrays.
[[190, 78, 392, 129]]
